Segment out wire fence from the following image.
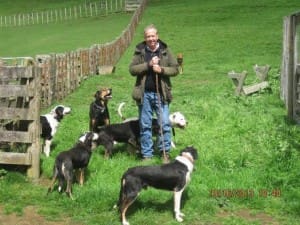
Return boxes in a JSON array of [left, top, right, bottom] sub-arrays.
[[0, 0, 127, 27]]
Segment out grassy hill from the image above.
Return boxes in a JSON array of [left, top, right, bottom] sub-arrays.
[[1, 0, 300, 224], [0, 0, 132, 57], [0, 0, 87, 14]]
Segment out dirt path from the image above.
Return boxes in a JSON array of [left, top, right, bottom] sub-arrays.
[[0, 206, 82, 225], [217, 209, 280, 225], [0, 205, 280, 225]]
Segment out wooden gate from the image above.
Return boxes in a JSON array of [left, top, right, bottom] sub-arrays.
[[281, 12, 300, 123], [0, 59, 41, 179]]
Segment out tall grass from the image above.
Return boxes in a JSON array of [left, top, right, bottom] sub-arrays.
[[1, 0, 300, 224]]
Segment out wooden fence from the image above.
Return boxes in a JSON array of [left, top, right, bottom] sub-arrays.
[[0, 0, 146, 178], [0, 0, 127, 27], [0, 63, 41, 179], [281, 11, 300, 123], [1, 0, 146, 109]]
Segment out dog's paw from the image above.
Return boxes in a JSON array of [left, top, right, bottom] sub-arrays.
[[171, 141, 176, 149], [44, 148, 50, 157], [175, 212, 185, 222], [122, 220, 130, 225]]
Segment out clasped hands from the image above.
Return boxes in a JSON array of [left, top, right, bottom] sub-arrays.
[[149, 56, 163, 74]]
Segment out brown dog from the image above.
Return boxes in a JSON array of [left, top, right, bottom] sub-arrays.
[[89, 88, 112, 132]]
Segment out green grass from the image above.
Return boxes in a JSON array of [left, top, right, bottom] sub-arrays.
[[0, 14, 132, 57], [0, 0, 132, 57], [1, 0, 300, 224], [0, 0, 86, 14]]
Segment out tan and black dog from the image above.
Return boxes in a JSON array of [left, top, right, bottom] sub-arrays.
[[89, 88, 112, 132], [47, 132, 99, 199], [116, 146, 198, 225]]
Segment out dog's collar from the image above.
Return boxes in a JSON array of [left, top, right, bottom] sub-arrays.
[[175, 155, 194, 172], [93, 102, 105, 113]]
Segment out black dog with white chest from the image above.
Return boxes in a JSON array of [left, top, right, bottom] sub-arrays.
[[40, 105, 71, 157], [117, 146, 198, 225], [47, 132, 99, 200]]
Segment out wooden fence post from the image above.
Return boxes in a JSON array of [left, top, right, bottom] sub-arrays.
[[27, 67, 41, 179]]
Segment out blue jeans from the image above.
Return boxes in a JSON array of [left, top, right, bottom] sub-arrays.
[[138, 91, 171, 158]]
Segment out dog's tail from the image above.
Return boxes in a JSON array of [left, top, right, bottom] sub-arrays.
[[47, 163, 59, 195], [117, 102, 126, 121]]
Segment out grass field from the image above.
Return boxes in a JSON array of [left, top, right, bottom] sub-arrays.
[[0, 0, 86, 14], [1, 0, 300, 225], [0, 14, 132, 57], [0, 0, 132, 57]]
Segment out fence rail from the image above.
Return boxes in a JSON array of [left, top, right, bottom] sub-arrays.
[[0, 0, 145, 109], [0, 0, 146, 179], [0, 0, 127, 27]]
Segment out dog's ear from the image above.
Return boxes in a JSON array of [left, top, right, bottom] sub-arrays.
[[171, 113, 176, 120], [94, 91, 100, 98], [189, 146, 198, 160], [55, 106, 64, 121], [86, 132, 94, 141], [180, 146, 198, 160]]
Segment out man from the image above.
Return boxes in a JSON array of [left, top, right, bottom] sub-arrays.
[[129, 24, 179, 162]]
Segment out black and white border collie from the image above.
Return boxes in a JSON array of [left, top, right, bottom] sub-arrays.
[[116, 146, 198, 225], [40, 105, 71, 157]]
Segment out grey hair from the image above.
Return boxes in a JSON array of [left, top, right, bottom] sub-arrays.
[[144, 24, 158, 35]]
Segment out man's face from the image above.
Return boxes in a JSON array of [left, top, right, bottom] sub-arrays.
[[144, 28, 158, 50]]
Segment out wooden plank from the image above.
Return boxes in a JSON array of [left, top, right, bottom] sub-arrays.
[[26, 143, 40, 179], [0, 107, 34, 120], [281, 15, 295, 120], [253, 64, 270, 81], [98, 65, 115, 74], [228, 71, 247, 95], [0, 152, 31, 165], [0, 131, 32, 143], [27, 74, 41, 179], [0, 66, 34, 79], [243, 81, 269, 95], [0, 84, 35, 97]]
